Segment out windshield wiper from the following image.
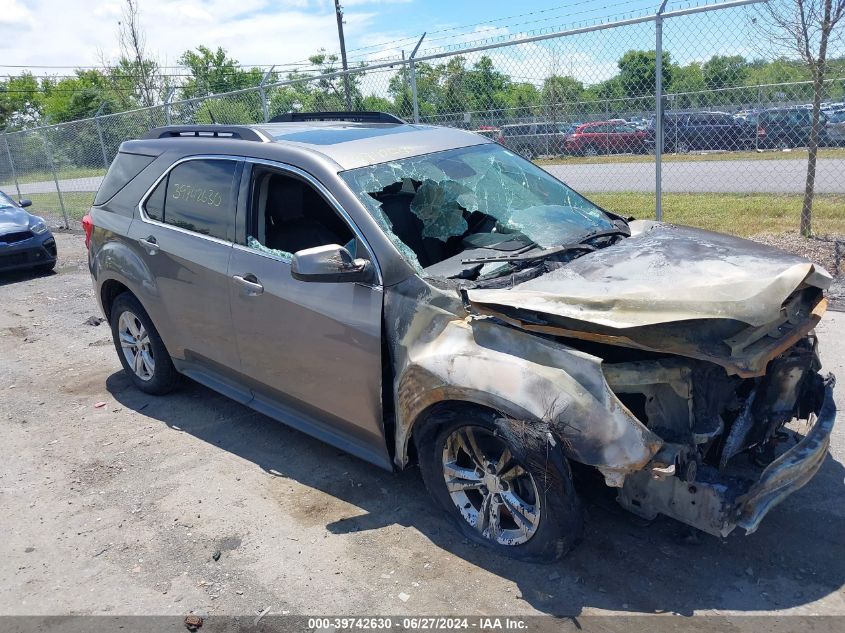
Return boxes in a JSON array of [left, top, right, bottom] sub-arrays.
[[575, 226, 630, 244], [460, 242, 595, 265]]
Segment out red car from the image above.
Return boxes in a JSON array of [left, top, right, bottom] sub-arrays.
[[563, 120, 649, 156]]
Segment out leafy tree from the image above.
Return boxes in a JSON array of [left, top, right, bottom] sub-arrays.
[[671, 62, 707, 108], [0, 73, 44, 129], [541, 75, 585, 122], [178, 46, 267, 99], [618, 50, 673, 98], [703, 55, 749, 89]]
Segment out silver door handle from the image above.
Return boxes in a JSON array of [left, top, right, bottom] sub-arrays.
[[233, 274, 264, 295], [139, 236, 159, 254]]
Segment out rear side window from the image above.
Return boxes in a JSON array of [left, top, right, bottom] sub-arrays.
[[94, 152, 156, 206], [143, 158, 239, 241]]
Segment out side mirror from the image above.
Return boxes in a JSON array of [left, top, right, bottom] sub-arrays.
[[291, 244, 375, 284], [19, 199, 32, 208]]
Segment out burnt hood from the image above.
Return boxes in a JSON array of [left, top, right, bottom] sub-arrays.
[[468, 221, 832, 330]]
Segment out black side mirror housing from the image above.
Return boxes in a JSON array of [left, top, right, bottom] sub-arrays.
[[19, 199, 32, 208], [291, 244, 375, 284]]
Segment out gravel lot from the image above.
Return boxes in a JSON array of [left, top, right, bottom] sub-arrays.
[[1, 231, 843, 618]]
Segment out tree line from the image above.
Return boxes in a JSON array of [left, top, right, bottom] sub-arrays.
[[3, 46, 845, 131]]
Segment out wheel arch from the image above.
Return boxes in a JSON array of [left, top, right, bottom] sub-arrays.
[[391, 318, 663, 481], [93, 240, 177, 357], [100, 278, 132, 322]]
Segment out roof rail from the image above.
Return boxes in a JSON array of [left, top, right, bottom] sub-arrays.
[[143, 125, 267, 142], [269, 111, 406, 124]]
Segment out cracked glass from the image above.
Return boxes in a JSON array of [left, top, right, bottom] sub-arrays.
[[340, 143, 613, 271]]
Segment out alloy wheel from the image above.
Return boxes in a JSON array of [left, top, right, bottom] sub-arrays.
[[441, 425, 541, 546], [118, 310, 155, 381]]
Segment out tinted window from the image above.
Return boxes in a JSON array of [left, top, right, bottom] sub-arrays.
[[94, 152, 156, 206], [143, 159, 239, 241]]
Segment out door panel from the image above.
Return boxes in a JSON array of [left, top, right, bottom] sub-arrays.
[[130, 156, 242, 374], [128, 219, 239, 372], [228, 247, 388, 465]]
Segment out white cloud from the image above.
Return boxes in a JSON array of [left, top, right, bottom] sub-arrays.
[[0, 0, 385, 71], [0, 0, 34, 27]]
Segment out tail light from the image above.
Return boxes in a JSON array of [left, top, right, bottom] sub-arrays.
[[82, 214, 94, 249], [757, 125, 767, 137]]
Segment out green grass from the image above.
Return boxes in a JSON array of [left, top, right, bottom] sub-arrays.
[[536, 147, 845, 166], [27, 191, 94, 223], [0, 166, 106, 188], [588, 192, 845, 237]]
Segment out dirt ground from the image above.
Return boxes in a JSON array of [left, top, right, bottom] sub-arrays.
[[1, 230, 843, 618]]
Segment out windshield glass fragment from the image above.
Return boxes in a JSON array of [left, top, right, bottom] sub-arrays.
[[340, 143, 613, 272]]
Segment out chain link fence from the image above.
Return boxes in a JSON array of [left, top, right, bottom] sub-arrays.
[[1, 0, 842, 239]]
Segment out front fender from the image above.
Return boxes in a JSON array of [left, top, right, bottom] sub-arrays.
[[394, 316, 663, 483]]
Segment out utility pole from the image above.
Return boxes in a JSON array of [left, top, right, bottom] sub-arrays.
[[334, 0, 352, 110]]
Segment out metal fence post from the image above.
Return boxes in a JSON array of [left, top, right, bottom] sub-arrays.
[[409, 33, 427, 124], [164, 88, 176, 125], [40, 130, 68, 229], [3, 129, 22, 199], [94, 102, 109, 169], [259, 65, 276, 123], [655, 0, 669, 222]]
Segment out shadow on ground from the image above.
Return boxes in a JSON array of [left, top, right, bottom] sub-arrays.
[[0, 267, 55, 287], [107, 370, 845, 616]]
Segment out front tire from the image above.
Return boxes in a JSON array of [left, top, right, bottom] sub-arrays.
[[416, 406, 583, 561], [110, 292, 178, 395]]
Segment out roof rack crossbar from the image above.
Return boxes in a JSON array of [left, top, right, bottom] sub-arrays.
[[269, 111, 406, 124], [143, 125, 266, 142]]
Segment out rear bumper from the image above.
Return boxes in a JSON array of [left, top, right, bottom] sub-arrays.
[[737, 374, 836, 533], [0, 233, 57, 272]]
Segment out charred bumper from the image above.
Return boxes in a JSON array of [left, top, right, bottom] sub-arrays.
[[617, 373, 836, 537], [737, 374, 836, 533]]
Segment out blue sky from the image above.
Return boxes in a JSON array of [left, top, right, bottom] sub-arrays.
[[0, 0, 763, 84]]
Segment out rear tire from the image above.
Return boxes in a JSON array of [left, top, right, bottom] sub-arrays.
[[110, 292, 178, 395], [416, 406, 583, 562]]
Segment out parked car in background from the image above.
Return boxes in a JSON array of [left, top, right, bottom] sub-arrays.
[[499, 121, 571, 158], [472, 126, 501, 141], [563, 120, 649, 156], [0, 191, 57, 274], [646, 111, 756, 153], [825, 110, 845, 146], [756, 107, 831, 149], [84, 114, 836, 560]]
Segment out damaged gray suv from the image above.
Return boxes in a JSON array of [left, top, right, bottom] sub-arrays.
[[85, 112, 836, 560]]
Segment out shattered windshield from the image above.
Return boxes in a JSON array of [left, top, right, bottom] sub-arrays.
[[340, 143, 613, 272]]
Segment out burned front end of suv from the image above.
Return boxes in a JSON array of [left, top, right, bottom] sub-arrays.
[[463, 223, 836, 537], [342, 141, 835, 539]]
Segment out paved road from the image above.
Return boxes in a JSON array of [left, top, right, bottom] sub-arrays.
[[9, 156, 845, 195], [546, 156, 845, 193]]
